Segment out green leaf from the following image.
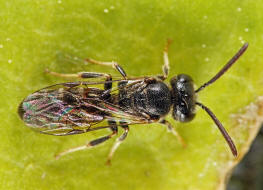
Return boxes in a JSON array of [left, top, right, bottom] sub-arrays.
[[1, 0, 262, 189]]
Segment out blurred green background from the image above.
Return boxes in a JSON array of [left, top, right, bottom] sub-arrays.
[[0, 0, 263, 189]]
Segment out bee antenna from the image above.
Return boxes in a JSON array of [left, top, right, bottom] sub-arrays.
[[196, 102, 237, 157], [195, 43, 248, 93]]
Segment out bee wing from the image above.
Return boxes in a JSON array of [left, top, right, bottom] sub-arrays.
[[19, 79, 152, 136]]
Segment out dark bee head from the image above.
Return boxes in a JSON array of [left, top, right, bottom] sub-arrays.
[[170, 74, 196, 122]]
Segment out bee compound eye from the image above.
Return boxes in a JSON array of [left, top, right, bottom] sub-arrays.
[[172, 104, 196, 122]]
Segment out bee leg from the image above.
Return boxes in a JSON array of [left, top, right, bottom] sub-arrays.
[[84, 58, 127, 79], [45, 69, 110, 80], [77, 72, 113, 92], [106, 123, 129, 165], [159, 119, 187, 148], [158, 39, 172, 80], [55, 125, 118, 160], [45, 69, 113, 91]]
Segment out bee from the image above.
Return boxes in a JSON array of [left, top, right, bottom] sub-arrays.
[[18, 41, 248, 164]]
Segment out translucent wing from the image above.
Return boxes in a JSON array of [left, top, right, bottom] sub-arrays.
[[18, 80, 152, 136]]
